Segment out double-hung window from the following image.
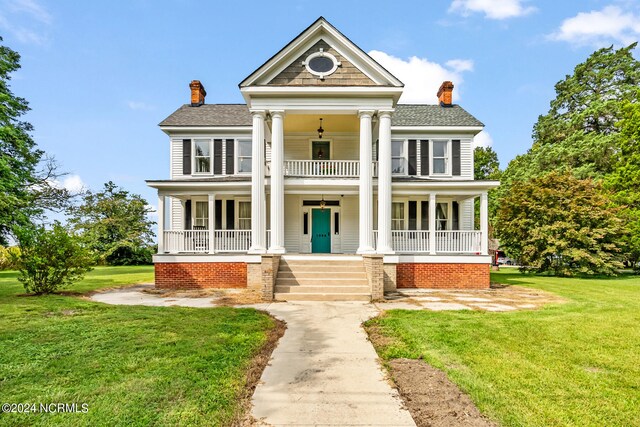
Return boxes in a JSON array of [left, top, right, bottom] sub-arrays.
[[194, 139, 211, 173], [391, 140, 406, 175], [436, 202, 448, 230], [237, 139, 252, 173], [194, 201, 209, 229], [392, 202, 405, 230], [432, 140, 449, 175], [238, 201, 251, 229]]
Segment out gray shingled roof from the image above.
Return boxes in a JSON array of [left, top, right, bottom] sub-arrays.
[[392, 104, 483, 127], [159, 103, 482, 127]]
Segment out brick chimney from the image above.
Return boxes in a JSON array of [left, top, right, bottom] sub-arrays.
[[437, 81, 454, 107], [189, 80, 206, 106]]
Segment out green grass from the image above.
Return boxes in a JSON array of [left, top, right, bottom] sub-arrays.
[[0, 267, 277, 426], [366, 271, 640, 427]]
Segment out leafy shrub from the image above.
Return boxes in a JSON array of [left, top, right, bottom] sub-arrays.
[[0, 246, 20, 270], [12, 222, 94, 294]]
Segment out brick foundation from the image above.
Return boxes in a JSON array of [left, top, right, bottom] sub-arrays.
[[155, 262, 247, 289], [396, 263, 490, 289]]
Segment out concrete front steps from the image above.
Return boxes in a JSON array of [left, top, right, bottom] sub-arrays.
[[274, 256, 371, 301]]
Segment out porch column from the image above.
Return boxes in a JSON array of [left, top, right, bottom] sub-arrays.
[[357, 110, 375, 254], [249, 110, 267, 253], [269, 110, 286, 254], [157, 193, 165, 253], [429, 193, 436, 255], [480, 191, 488, 255], [208, 193, 215, 254], [376, 110, 394, 254]]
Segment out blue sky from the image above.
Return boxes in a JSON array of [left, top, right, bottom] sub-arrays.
[[2, 0, 639, 214]]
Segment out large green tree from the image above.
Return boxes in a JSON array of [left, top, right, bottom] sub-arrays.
[[495, 171, 623, 276], [473, 146, 502, 228], [0, 37, 69, 244], [69, 182, 155, 265]]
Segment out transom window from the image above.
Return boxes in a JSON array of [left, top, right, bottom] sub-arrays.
[[392, 140, 406, 175], [392, 202, 405, 230], [194, 140, 211, 173], [432, 140, 449, 175], [237, 139, 252, 173], [238, 201, 251, 230]]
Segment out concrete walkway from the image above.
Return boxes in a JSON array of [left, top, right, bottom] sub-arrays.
[[251, 302, 415, 426]]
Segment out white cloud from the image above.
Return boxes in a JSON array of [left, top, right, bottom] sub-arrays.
[[449, 0, 536, 20], [60, 175, 86, 193], [549, 6, 640, 47], [473, 130, 493, 148], [0, 0, 51, 45], [127, 101, 155, 111], [369, 50, 474, 103]]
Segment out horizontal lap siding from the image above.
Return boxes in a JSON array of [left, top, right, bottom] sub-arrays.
[[460, 139, 473, 179], [155, 262, 247, 289], [283, 134, 359, 160], [341, 196, 359, 253], [396, 263, 489, 289], [461, 199, 474, 230], [171, 138, 183, 178], [170, 198, 183, 230], [284, 195, 300, 253]]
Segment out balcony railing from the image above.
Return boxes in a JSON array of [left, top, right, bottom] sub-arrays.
[[283, 160, 360, 177], [163, 230, 251, 253], [374, 230, 483, 254]]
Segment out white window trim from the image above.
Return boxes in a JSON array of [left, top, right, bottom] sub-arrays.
[[391, 139, 408, 176], [301, 48, 341, 80], [430, 139, 452, 177], [236, 138, 252, 175], [309, 138, 333, 160]]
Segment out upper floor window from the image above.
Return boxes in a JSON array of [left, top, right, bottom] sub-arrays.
[[194, 140, 211, 173], [432, 140, 449, 175], [392, 140, 406, 175], [237, 139, 252, 173]]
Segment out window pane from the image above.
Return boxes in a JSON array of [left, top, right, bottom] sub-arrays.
[[436, 203, 447, 220], [433, 158, 445, 174], [196, 157, 211, 173], [392, 158, 405, 174], [238, 140, 252, 156], [238, 158, 252, 173], [392, 202, 404, 220], [238, 202, 251, 218], [392, 140, 404, 156], [194, 140, 210, 156], [239, 219, 251, 230], [433, 141, 446, 157]]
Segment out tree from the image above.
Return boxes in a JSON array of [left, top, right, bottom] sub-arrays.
[[495, 171, 624, 276], [68, 182, 155, 264], [11, 222, 93, 294], [474, 146, 501, 181], [0, 37, 71, 244], [605, 99, 640, 266]]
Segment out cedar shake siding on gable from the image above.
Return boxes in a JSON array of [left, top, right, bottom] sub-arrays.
[[268, 40, 377, 86]]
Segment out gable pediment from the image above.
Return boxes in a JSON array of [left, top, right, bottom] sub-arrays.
[[240, 17, 403, 88]]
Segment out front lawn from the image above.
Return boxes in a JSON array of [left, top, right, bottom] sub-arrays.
[[365, 271, 640, 426], [0, 267, 278, 426]]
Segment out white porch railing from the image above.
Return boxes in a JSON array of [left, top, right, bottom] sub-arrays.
[[283, 160, 360, 177], [436, 231, 482, 253], [163, 230, 251, 253], [373, 230, 483, 254]]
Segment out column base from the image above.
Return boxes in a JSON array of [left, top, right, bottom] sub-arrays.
[[267, 246, 286, 254]]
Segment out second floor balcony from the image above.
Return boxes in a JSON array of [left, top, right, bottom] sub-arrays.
[[266, 160, 378, 178]]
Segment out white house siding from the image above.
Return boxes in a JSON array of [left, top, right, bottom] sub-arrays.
[[171, 139, 183, 179], [284, 194, 301, 253], [460, 139, 473, 179], [340, 195, 359, 253], [170, 197, 183, 230]]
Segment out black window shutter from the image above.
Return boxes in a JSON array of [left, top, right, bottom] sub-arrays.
[[408, 140, 417, 176], [215, 200, 222, 230], [420, 140, 429, 176], [420, 201, 429, 230], [452, 140, 461, 176], [452, 201, 460, 230], [225, 139, 234, 175], [375, 139, 379, 161], [334, 212, 340, 234], [408, 201, 417, 230], [226, 200, 235, 230], [182, 139, 191, 175], [184, 200, 192, 230], [213, 139, 223, 174]]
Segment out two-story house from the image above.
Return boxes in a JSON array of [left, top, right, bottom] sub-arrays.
[[147, 17, 499, 301]]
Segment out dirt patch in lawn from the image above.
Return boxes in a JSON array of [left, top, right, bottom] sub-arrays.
[[237, 316, 286, 427], [143, 287, 264, 305], [387, 358, 498, 427]]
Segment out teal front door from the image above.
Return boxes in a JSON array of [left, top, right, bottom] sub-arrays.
[[311, 209, 331, 253]]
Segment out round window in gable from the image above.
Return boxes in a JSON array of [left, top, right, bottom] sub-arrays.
[[302, 49, 341, 80]]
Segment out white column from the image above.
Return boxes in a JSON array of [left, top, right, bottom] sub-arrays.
[[208, 193, 215, 254], [357, 110, 375, 254], [376, 110, 394, 254], [429, 193, 436, 255], [480, 191, 488, 255], [269, 110, 286, 254], [157, 194, 165, 253], [249, 110, 266, 253]]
